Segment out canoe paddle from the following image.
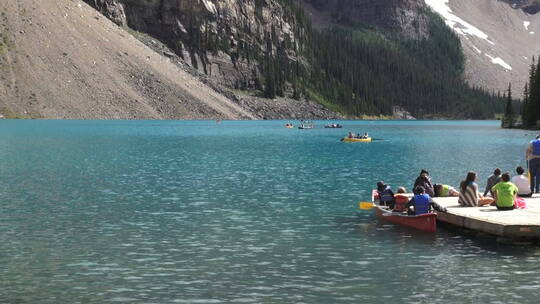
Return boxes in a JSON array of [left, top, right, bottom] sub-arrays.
[[359, 202, 374, 210]]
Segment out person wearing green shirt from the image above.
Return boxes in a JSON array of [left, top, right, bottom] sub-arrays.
[[491, 172, 519, 211], [434, 184, 460, 197]]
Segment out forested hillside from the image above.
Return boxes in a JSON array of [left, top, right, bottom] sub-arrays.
[[262, 1, 506, 118]]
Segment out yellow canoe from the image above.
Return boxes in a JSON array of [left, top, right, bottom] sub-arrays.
[[342, 137, 372, 142]]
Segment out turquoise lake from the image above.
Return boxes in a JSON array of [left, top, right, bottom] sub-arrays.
[[1, 120, 540, 303]]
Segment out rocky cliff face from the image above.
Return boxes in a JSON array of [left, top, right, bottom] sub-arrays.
[[85, 0, 435, 92], [84, 0, 299, 90], [0, 0, 342, 120], [301, 0, 431, 39]]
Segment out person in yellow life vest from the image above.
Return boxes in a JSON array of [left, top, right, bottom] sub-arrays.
[[491, 172, 519, 211]]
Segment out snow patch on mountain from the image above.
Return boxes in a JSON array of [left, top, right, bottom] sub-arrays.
[[484, 54, 513, 70], [424, 0, 495, 45]]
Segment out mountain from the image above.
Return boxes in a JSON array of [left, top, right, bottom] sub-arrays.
[[425, 0, 540, 98], [0, 0, 253, 119], [0, 0, 338, 119], [0, 0, 509, 119]]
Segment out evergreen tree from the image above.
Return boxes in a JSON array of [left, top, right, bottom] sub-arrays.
[[535, 57, 540, 126], [503, 83, 514, 127], [524, 61, 534, 127], [522, 83, 529, 125]]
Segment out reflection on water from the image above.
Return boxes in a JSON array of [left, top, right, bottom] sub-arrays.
[[0, 120, 538, 303]]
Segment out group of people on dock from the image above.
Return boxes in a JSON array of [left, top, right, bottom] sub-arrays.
[[376, 165, 533, 214], [373, 135, 540, 216], [374, 135, 540, 214], [457, 168, 528, 211]]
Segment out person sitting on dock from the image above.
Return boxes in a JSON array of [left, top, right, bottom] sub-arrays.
[[434, 184, 459, 197], [413, 170, 435, 197], [406, 186, 436, 215], [526, 135, 540, 193], [483, 168, 502, 197], [393, 187, 409, 212], [511, 166, 533, 197], [458, 171, 494, 207], [376, 181, 395, 209], [491, 172, 518, 211]]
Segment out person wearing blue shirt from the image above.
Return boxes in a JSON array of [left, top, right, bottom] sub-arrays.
[[407, 186, 436, 215], [526, 135, 540, 193]]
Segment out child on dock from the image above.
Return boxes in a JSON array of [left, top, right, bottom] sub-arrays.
[[491, 172, 518, 211], [483, 168, 502, 197], [458, 171, 494, 207], [511, 166, 533, 197]]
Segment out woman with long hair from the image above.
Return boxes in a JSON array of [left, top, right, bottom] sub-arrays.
[[458, 171, 494, 207]]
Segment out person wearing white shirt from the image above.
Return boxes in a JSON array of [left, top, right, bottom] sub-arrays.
[[511, 166, 533, 197]]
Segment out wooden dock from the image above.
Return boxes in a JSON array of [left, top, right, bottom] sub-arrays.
[[432, 195, 540, 243]]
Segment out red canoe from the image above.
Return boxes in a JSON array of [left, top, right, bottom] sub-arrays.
[[372, 190, 436, 232]]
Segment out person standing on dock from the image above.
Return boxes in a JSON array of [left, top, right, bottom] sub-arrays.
[[526, 135, 540, 194]]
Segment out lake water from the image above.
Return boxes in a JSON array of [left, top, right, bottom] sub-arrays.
[[1, 120, 539, 303]]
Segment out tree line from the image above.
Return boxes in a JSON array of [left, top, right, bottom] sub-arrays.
[[520, 57, 540, 128]]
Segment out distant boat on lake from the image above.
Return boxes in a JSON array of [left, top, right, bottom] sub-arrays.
[[342, 132, 371, 142], [298, 120, 314, 129], [342, 137, 372, 142]]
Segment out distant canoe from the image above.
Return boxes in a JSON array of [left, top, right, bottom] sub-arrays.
[[325, 124, 342, 128], [342, 137, 372, 142], [298, 121, 314, 129]]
